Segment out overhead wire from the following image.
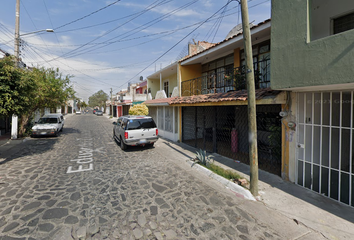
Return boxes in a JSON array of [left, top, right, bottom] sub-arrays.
[[112, 0, 234, 93], [45, 0, 168, 63], [63, 0, 200, 60], [55, 0, 122, 30], [53, 0, 173, 34]]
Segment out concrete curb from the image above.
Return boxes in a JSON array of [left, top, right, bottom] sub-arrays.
[[185, 159, 256, 201]]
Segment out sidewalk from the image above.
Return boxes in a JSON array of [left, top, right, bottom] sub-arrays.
[[105, 114, 354, 239], [153, 138, 354, 240]]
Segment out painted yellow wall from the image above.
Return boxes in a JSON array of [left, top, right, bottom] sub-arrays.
[[147, 78, 160, 98], [148, 72, 177, 98], [180, 64, 202, 82]]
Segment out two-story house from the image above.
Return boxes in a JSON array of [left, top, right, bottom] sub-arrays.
[[172, 20, 287, 176], [145, 20, 287, 176], [271, 0, 354, 207], [144, 41, 216, 142], [114, 81, 149, 118]]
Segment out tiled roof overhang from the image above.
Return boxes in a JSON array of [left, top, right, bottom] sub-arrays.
[[169, 88, 285, 106], [144, 97, 178, 106]]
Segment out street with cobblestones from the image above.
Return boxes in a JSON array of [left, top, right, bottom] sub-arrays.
[[0, 114, 312, 240]]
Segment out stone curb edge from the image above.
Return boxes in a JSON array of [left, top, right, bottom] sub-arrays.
[[185, 159, 256, 201]]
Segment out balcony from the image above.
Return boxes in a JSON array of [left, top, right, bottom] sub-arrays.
[[181, 60, 270, 96]]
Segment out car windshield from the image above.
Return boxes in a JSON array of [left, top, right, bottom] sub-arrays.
[[126, 118, 156, 130], [96, 111, 102, 113], [37, 118, 58, 124]]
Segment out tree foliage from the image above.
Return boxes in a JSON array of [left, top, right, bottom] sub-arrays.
[[0, 56, 36, 116], [88, 90, 108, 108], [129, 104, 149, 115], [0, 56, 75, 136]]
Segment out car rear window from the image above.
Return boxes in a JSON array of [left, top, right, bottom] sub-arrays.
[[126, 118, 156, 130]]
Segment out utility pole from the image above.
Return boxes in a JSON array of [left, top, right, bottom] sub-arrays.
[[240, 0, 258, 196], [11, 0, 20, 139], [110, 88, 113, 118], [15, 0, 20, 64]]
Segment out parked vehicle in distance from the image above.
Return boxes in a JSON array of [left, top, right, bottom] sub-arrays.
[[76, 111, 81, 115], [31, 114, 63, 137], [93, 109, 98, 114], [95, 110, 103, 116], [113, 115, 158, 150]]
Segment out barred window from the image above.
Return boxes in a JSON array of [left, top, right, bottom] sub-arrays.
[[333, 12, 354, 34]]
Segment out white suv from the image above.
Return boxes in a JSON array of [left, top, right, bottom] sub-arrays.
[[113, 115, 158, 150], [31, 114, 64, 137]]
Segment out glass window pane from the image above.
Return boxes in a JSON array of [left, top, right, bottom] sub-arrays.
[[323, 92, 330, 125], [321, 167, 329, 197], [306, 93, 313, 124], [330, 170, 339, 200], [305, 125, 312, 162], [298, 124, 304, 160], [342, 92, 351, 128], [322, 127, 330, 167], [313, 126, 321, 164], [332, 92, 340, 126], [165, 107, 172, 133], [314, 93, 321, 125], [305, 163, 312, 189], [313, 165, 320, 193], [298, 160, 304, 186], [299, 93, 305, 124], [158, 107, 163, 130], [331, 128, 340, 170], [340, 173, 350, 205], [341, 129, 350, 172]]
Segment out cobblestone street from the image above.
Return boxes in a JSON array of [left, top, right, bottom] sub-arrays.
[[0, 114, 316, 240]]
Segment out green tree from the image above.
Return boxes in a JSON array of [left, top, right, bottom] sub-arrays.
[[88, 90, 108, 109], [0, 56, 75, 137], [0, 56, 36, 116]]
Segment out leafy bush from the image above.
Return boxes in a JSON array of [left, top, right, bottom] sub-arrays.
[[129, 104, 149, 115]]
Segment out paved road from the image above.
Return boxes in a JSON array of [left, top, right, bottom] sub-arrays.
[[0, 114, 312, 239]]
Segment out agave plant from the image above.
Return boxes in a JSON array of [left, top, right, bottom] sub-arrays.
[[193, 149, 214, 167]]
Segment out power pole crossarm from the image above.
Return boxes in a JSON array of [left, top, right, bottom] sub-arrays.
[[240, 0, 259, 196]]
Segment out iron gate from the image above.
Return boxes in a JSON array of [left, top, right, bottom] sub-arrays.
[[182, 105, 282, 176]]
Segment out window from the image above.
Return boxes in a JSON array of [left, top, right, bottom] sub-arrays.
[[163, 80, 169, 97], [311, 0, 354, 40], [333, 12, 354, 34]]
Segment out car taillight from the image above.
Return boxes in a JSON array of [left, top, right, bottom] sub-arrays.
[[124, 132, 128, 139], [156, 129, 158, 136]]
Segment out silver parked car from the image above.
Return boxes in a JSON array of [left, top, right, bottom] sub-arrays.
[[113, 115, 158, 150], [95, 110, 103, 116]]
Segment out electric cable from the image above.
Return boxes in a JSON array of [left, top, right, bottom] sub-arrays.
[[55, 0, 122, 30], [45, 0, 167, 63], [112, 0, 234, 93]]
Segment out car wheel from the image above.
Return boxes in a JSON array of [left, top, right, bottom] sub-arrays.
[[60, 127, 63, 132], [120, 137, 127, 150], [149, 142, 154, 148]]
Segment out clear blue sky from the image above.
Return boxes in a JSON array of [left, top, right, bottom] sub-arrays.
[[0, 0, 270, 102]]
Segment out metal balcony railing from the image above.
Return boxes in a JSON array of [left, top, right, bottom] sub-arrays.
[[181, 59, 270, 96]]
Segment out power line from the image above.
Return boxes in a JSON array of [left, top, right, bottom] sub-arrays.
[[45, 0, 167, 63], [55, 0, 122, 30], [63, 0, 200, 60], [112, 0, 234, 93]]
